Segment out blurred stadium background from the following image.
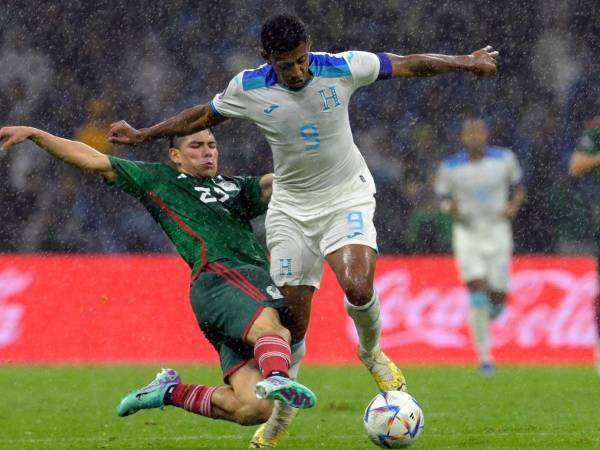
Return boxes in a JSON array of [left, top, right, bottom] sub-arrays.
[[3, 1, 600, 448], [1, 0, 599, 255]]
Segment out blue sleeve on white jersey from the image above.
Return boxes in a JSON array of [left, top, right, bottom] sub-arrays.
[[208, 99, 222, 117], [376, 53, 393, 80], [210, 73, 248, 119]]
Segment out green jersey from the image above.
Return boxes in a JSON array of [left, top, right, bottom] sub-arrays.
[[107, 156, 269, 278]]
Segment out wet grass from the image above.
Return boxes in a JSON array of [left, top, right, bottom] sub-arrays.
[[0, 365, 598, 449]]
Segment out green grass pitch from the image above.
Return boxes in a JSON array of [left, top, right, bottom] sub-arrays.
[[1, 364, 599, 449]]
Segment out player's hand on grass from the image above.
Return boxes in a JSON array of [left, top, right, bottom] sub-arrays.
[[0, 126, 36, 151], [108, 120, 144, 145], [469, 46, 498, 76]]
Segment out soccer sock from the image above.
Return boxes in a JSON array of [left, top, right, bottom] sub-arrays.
[[468, 291, 491, 364], [165, 384, 217, 418], [257, 340, 305, 431], [254, 335, 291, 378], [288, 340, 306, 380], [345, 291, 382, 354]]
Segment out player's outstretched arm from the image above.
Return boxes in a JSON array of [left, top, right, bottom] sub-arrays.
[[0, 126, 117, 181], [259, 174, 274, 204], [108, 103, 228, 146], [385, 46, 498, 78], [569, 151, 600, 177]]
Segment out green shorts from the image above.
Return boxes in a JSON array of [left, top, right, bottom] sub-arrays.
[[190, 260, 287, 382]]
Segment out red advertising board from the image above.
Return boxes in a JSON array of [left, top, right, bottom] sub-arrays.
[[0, 255, 596, 364]]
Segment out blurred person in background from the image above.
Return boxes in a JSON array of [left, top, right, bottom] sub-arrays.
[[0, 26, 54, 110], [74, 98, 115, 154], [403, 124, 452, 253], [568, 113, 600, 375], [435, 117, 525, 375]]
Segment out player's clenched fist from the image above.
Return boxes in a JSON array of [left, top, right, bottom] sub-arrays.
[[0, 126, 35, 151], [469, 45, 499, 76], [108, 120, 144, 145]]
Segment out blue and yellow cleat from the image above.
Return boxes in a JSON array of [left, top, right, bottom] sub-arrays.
[[359, 348, 408, 392], [116, 368, 181, 417], [255, 376, 316, 409]]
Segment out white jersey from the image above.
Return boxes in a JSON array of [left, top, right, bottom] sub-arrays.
[[210, 51, 392, 215], [434, 147, 523, 230]]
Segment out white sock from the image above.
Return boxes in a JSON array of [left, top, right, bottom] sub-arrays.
[[288, 340, 306, 380], [344, 291, 382, 354], [469, 291, 491, 364]]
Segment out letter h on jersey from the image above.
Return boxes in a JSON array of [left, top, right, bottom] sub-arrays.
[[279, 258, 293, 277], [318, 87, 341, 112]]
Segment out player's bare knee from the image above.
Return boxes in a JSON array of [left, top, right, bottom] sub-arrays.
[[235, 400, 273, 425], [254, 400, 273, 423], [342, 278, 374, 307], [269, 326, 291, 343], [247, 308, 291, 344]]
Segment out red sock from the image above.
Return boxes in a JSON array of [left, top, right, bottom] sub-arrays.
[[254, 335, 291, 378], [166, 384, 217, 418]]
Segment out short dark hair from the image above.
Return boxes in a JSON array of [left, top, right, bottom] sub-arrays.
[[168, 135, 184, 149], [168, 128, 215, 149], [261, 13, 309, 55]]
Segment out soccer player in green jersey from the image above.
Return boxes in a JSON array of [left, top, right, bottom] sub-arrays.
[[0, 126, 317, 426], [569, 114, 600, 374]]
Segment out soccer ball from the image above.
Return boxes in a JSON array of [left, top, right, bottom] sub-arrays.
[[363, 391, 424, 448]]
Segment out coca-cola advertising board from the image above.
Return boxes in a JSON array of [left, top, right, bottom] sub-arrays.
[[0, 255, 596, 364]]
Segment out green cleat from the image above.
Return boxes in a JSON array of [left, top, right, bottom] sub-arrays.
[[255, 375, 316, 409], [116, 368, 181, 417]]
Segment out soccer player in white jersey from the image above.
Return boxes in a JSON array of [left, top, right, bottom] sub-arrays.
[[435, 117, 525, 375], [109, 14, 498, 447]]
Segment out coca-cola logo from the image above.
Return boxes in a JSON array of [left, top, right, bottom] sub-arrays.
[[346, 268, 597, 350], [0, 268, 32, 348]]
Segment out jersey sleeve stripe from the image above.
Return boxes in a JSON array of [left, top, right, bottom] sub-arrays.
[[209, 99, 223, 117], [376, 52, 393, 80], [242, 65, 278, 90], [309, 52, 351, 77], [443, 151, 469, 168]]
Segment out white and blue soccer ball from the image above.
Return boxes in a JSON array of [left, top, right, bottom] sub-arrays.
[[363, 391, 424, 448]]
